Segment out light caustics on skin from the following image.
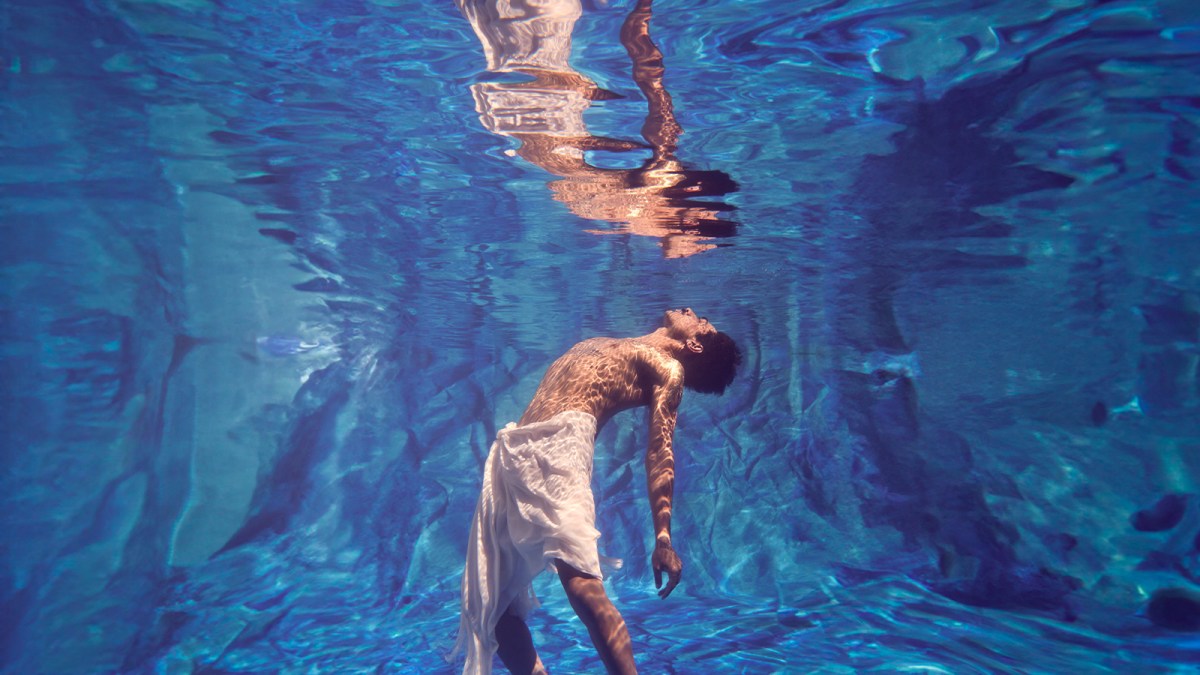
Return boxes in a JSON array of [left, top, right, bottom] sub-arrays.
[[458, 0, 738, 258], [484, 309, 720, 674]]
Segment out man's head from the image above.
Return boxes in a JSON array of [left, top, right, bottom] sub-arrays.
[[662, 308, 742, 395]]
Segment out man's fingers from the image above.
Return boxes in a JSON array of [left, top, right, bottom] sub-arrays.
[[658, 572, 680, 599], [653, 548, 681, 597]]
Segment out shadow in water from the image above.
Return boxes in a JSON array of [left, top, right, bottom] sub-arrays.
[[815, 65, 1082, 614]]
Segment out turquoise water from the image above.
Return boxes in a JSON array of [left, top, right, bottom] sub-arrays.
[[2, 0, 1199, 672]]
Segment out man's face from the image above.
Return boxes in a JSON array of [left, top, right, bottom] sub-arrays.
[[663, 307, 717, 341]]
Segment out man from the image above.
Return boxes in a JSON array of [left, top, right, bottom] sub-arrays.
[[455, 308, 741, 674]]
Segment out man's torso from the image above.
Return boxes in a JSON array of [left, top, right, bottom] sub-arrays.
[[519, 337, 676, 431]]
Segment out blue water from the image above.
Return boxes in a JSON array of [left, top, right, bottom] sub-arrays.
[[3, 0, 1200, 672]]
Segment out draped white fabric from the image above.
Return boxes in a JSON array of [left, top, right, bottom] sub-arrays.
[[455, 411, 602, 674]]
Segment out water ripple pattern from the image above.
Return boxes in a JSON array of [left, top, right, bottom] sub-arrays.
[[1, 0, 1198, 672]]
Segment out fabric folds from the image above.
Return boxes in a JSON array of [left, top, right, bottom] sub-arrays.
[[454, 410, 601, 674]]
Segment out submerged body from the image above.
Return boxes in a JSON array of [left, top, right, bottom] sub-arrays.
[[456, 309, 739, 674]]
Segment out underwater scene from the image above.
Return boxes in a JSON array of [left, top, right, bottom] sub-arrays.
[[2, 0, 1199, 672]]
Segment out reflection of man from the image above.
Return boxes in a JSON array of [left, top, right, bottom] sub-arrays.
[[458, 0, 738, 258], [455, 309, 741, 674]]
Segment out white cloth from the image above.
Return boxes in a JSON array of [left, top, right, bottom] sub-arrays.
[[455, 410, 602, 675]]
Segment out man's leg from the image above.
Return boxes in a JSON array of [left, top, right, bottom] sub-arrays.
[[556, 560, 637, 675], [495, 605, 548, 675]]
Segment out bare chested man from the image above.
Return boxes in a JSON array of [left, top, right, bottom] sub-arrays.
[[455, 308, 741, 674]]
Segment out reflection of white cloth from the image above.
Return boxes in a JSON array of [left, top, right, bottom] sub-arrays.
[[459, 0, 590, 137], [472, 82, 590, 136], [455, 410, 602, 675], [457, 0, 582, 73]]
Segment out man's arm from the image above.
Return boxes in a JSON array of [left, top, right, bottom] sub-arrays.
[[646, 359, 684, 599]]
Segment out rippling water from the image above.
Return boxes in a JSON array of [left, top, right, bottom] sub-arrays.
[[2, 0, 1199, 672]]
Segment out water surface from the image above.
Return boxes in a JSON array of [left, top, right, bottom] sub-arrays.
[[2, 0, 1199, 672]]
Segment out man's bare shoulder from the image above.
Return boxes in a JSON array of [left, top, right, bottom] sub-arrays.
[[521, 332, 686, 424], [561, 336, 682, 381], [563, 336, 622, 355], [565, 337, 674, 363]]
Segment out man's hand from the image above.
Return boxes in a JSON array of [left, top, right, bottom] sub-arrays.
[[652, 542, 682, 599]]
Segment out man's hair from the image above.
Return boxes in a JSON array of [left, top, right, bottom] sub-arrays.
[[681, 331, 742, 395]]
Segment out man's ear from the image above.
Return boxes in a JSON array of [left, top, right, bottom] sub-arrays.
[[685, 337, 704, 354]]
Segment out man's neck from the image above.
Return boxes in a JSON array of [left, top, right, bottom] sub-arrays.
[[634, 328, 684, 357]]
